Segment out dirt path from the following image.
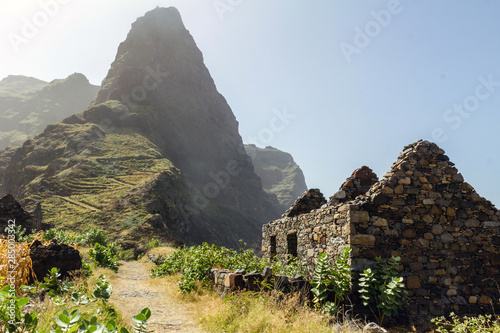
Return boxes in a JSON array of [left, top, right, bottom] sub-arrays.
[[110, 261, 205, 333]]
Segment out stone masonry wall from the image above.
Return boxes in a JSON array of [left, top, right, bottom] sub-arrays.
[[328, 166, 378, 206], [281, 189, 326, 218], [262, 204, 351, 271], [262, 140, 500, 326]]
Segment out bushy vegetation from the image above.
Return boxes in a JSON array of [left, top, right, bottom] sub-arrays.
[[88, 243, 119, 272], [0, 285, 37, 332], [3, 224, 35, 243], [40, 267, 73, 299], [147, 238, 160, 249], [151, 242, 306, 293], [310, 248, 351, 315], [42, 226, 108, 247], [358, 256, 408, 325], [0, 264, 151, 332], [432, 312, 500, 332]]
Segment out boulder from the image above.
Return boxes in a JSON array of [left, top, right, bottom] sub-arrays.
[[30, 239, 82, 280]]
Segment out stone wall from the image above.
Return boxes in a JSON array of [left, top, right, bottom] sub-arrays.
[[210, 267, 308, 296], [262, 140, 500, 326], [328, 165, 378, 206], [281, 189, 326, 218], [262, 204, 351, 269]]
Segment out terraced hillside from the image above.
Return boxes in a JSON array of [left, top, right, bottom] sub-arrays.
[[1, 117, 188, 252]]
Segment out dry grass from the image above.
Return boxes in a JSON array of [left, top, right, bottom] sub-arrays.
[[0, 237, 36, 290], [146, 246, 178, 258], [142, 246, 366, 332], [153, 273, 363, 332], [192, 292, 364, 333]]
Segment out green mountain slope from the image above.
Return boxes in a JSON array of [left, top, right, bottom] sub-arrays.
[[245, 144, 307, 212], [0, 7, 281, 250], [0, 73, 99, 150]]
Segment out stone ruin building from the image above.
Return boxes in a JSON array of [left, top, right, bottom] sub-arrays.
[[0, 193, 45, 234], [262, 140, 500, 325]]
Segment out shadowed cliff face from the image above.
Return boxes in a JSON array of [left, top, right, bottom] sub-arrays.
[[0, 7, 281, 249]]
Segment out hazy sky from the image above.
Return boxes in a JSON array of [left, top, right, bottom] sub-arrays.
[[1, 0, 500, 207]]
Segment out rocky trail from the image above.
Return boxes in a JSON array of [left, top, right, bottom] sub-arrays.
[[110, 260, 205, 333]]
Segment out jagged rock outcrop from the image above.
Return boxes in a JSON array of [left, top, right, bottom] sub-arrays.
[[0, 193, 47, 233], [0, 73, 99, 150], [245, 144, 307, 212], [0, 7, 280, 249]]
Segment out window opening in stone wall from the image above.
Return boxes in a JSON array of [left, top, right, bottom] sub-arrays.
[[270, 236, 277, 259], [287, 233, 298, 259]]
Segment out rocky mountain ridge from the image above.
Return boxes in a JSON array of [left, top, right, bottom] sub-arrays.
[[0, 7, 283, 250], [245, 144, 307, 212], [0, 73, 99, 150]]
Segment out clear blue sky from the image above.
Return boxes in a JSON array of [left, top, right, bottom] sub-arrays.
[[1, 0, 499, 207]]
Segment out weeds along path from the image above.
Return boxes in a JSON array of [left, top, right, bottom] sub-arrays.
[[110, 260, 205, 333]]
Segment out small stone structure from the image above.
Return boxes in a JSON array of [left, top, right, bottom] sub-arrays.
[[262, 140, 500, 325], [0, 193, 45, 233], [210, 267, 308, 296]]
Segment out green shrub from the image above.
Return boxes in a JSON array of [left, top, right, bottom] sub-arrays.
[[51, 307, 151, 333], [80, 259, 93, 278], [43, 227, 108, 247], [310, 248, 351, 315], [432, 312, 500, 332], [88, 243, 119, 272], [40, 267, 74, 298], [358, 256, 408, 324], [80, 227, 108, 247], [0, 285, 37, 333], [4, 224, 35, 243], [151, 242, 306, 293], [92, 275, 112, 305], [43, 228, 80, 245], [148, 238, 160, 249]]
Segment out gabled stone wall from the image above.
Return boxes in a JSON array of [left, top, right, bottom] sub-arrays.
[[262, 140, 500, 326]]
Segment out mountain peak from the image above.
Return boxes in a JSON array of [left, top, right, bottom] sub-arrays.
[[91, 6, 246, 187], [94, 6, 201, 106]]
